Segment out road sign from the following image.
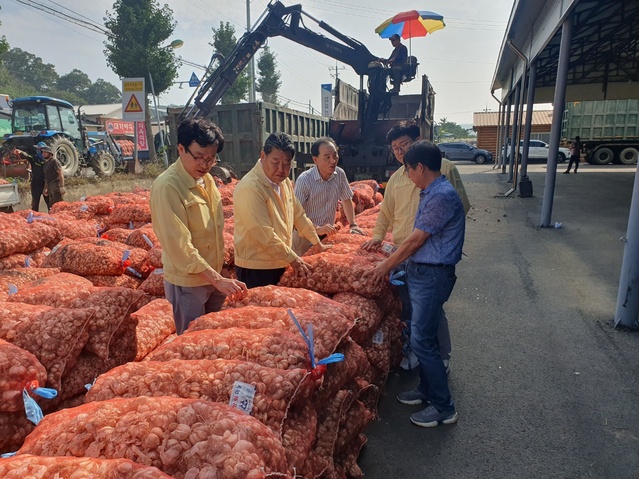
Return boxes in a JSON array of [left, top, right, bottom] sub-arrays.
[[122, 77, 145, 121], [189, 72, 200, 87], [321, 83, 332, 117]]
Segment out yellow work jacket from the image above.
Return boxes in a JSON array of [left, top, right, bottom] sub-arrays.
[[150, 158, 224, 287], [233, 160, 320, 269]]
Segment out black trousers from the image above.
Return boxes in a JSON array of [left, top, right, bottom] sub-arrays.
[[566, 154, 580, 172], [31, 179, 47, 212], [236, 266, 286, 289]]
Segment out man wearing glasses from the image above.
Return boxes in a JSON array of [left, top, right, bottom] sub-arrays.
[[233, 132, 329, 288], [362, 120, 469, 371], [150, 118, 247, 334]]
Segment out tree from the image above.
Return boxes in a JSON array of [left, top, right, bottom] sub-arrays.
[[256, 47, 281, 104], [2, 48, 59, 91], [56, 69, 91, 100], [46, 89, 86, 105], [438, 117, 473, 139], [210, 22, 249, 105], [85, 79, 122, 104], [104, 0, 180, 163]]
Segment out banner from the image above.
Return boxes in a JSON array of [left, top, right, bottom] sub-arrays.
[[136, 121, 148, 151], [103, 118, 135, 136], [321, 83, 332, 118]]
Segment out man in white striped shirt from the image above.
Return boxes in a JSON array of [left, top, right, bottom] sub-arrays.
[[293, 137, 363, 255]]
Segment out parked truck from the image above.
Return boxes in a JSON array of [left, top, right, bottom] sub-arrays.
[[562, 99, 639, 165], [174, 1, 434, 182]]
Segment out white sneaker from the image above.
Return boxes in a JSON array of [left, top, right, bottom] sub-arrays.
[[400, 351, 419, 371]]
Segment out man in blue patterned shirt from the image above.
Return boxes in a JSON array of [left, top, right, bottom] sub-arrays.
[[366, 140, 465, 427]]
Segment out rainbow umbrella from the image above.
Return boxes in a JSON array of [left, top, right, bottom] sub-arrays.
[[375, 10, 446, 40]]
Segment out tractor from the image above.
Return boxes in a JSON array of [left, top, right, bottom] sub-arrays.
[[2, 96, 123, 177]]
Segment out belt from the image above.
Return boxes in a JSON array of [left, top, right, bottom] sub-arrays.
[[411, 262, 451, 268]]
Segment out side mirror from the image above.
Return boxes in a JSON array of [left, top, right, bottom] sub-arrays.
[[545, 145, 549, 148]]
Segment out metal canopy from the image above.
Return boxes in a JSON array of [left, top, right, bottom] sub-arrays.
[[492, 0, 639, 102]]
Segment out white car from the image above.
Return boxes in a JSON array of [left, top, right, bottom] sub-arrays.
[[505, 140, 570, 163]]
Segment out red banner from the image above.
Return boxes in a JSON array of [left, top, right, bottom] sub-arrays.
[[136, 121, 148, 151], [103, 118, 134, 136]]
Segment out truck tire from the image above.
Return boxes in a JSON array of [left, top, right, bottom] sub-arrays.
[[590, 147, 614, 165], [619, 147, 638, 165], [93, 152, 116, 176], [48, 137, 79, 176]]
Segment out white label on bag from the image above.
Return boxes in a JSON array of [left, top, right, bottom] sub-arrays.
[[372, 330, 384, 345], [381, 243, 395, 254], [229, 381, 256, 414]]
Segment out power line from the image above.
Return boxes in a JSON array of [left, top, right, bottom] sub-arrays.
[[11, 0, 108, 34]]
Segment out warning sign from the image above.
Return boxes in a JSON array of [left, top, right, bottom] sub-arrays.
[[125, 94, 143, 113], [122, 77, 145, 121]]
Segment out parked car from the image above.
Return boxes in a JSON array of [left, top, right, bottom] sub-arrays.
[[437, 142, 493, 164], [504, 139, 570, 163]]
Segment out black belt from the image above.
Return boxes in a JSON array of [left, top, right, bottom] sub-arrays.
[[411, 262, 451, 268]]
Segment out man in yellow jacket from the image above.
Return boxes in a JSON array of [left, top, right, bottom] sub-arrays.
[[150, 118, 247, 334], [234, 132, 328, 288], [362, 120, 470, 371]]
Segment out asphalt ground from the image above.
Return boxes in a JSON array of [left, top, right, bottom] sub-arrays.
[[359, 160, 639, 479]]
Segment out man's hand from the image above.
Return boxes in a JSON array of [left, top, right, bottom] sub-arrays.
[[291, 256, 311, 276], [363, 260, 390, 288], [360, 238, 382, 251], [349, 225, 365, 235], [213, 277, 247, 299], [316, 224, 337, 237]]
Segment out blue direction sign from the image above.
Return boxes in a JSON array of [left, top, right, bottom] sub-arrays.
[[189, 72, 200, 87]]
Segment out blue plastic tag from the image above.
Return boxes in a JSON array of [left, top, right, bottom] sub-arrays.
[[25, 256, 32, 268], [129, 221, 134, 230], [32, 387, 57, 399], [8, 284, 18, 296], [126, 267, 142, 278], [142, 234, 154, 248], [0, 452, 16, 458], [23, 389, 44, 425], [389, 269, 406, 286]]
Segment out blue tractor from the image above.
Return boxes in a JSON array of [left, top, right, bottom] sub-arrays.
[[2, 96, 122, 176]]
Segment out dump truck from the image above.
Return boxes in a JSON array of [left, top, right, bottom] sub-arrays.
[[562, 99, 639, 165]]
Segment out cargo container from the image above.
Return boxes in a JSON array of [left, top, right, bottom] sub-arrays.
[[562, 99, 639, 165], [167, 102, 329, 179]]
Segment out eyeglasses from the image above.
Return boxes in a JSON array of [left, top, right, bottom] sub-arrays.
[[391, 140, 414, 154], [186, 146, 218, 166]]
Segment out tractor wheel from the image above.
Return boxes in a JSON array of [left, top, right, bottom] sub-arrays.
[[93, 152, 116, 176], [48, 137, 79, 176]]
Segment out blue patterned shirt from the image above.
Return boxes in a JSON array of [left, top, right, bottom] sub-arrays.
[[411, 175, 465, 265]]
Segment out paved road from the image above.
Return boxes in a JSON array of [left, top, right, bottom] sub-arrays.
[[360, 161, 639, 479]]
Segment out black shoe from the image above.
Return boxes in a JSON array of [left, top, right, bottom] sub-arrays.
[[563, 171, 569, 174]]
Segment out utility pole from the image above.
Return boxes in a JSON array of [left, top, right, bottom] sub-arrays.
[[328, 61, 346, 81], [247, 0, 256, 103]]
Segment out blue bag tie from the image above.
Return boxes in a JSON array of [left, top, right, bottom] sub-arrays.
[[389, 269, 406, 286], [22, 383, 57, 426], [287, 309, 344, 370], [142, 234, 154, 248]]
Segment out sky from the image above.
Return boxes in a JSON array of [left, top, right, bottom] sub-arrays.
[[0, 0, 514, 125]]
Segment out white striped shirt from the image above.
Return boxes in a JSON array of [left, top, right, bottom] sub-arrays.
[[294, 166, 353, 226]]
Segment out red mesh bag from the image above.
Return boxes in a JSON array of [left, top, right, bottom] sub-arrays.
[[0, 303, 92, 390], [84, 195, 116, 215], [223, 204, 234, 219], [85, 274, 143, 289], [332, 293, 382, 344], [29, 247, 51, 267], [323, 233, 373, 246], [129, 299, 175, 361], [315, 338, 371, 404], [218, 178, 238, 206], [7, 273, 95, 306], [350, 180, 379, 193], [126, 226, 158, 250], [282, 403, 317, 475], [29, 214, 99, 240], [351, 184, 375, 213], [0, 455, 173, 479], [99, 227, 132, 243], [108, 203, 151, 226], [139, 269, 164, 296], [304, 243, 386, 261], [225, 285, 356, 322], [103, 191, 141, 205], [224, 219, 234, 235], [86, 359, 313, 436], [188, 306, 353, 362], [223, 231, 235, 266], [0, 221, 61, 258], [145, 327, 310, 371], [0, 338, 47, 413], [0, 411, 34, 454], [18, 396, 289, 479], [0, 212, 25, 230], [49, 201, 98, 220], [334, 400, 372, 455], [148, 246, 163, 268], [373, 192, 383, 205], [278, 253, 386, 298], [54, 242, 128, 276], [0, 254, 29, 270], [334, 433, 367, 479], [0, 268, 60, 301], [362, 315, 399, 384], [302, 389, 354, 479], [355, 204, 380, 218]]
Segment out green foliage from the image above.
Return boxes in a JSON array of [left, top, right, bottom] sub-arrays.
[[46, 89, 87, 105], [0, 64, 37, 98], [85, 79, 121, 104], [104, 0, 180, 95], [56, 69, 91, 99], [3, 48, 59, 91], [210, 22, 249, 105], [437, 117, 473, 139], [256, 47, 281, 105]]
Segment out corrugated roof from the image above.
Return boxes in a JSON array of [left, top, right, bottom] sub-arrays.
[[79, 103, 122, 118], [473, 110, 553, 128]]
